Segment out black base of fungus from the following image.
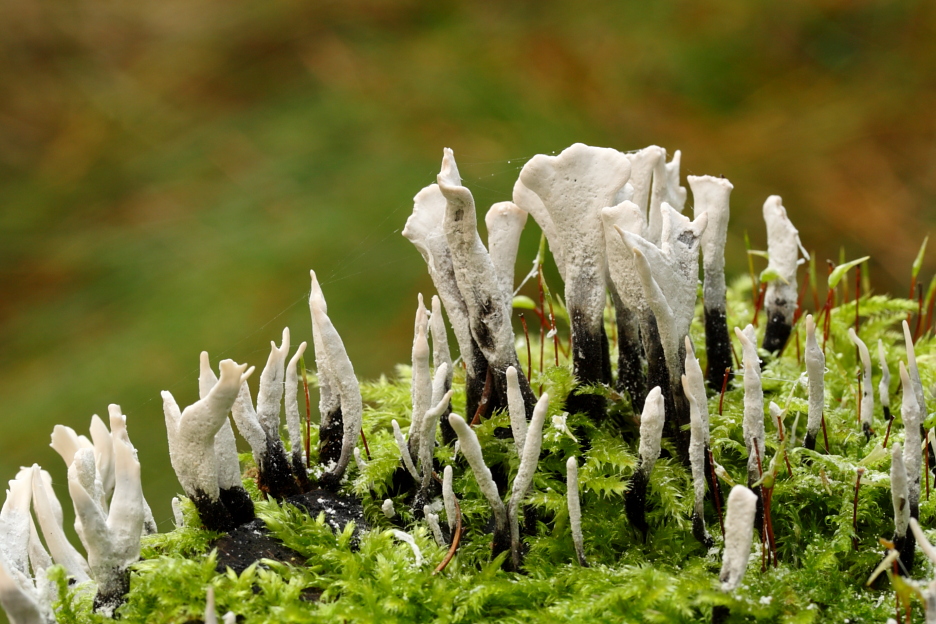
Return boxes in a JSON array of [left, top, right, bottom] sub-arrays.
[[711, 605, 730, 624], [288, 489, 369, 545], [892, 531, 917, 575], [318, 407, 344, 466], [567, 308, 611, 422], [92, 569, 130, 615], [704, 307, 733, 391], [192, 489, 237, 532], [212, 517, 307, 574], [220, 485, 256, 527], [290, 453, 313, 491], [803, 431, 817, 452], [624, 469, 650, 538], [762, 310, 792, 354], [616, 325, 647, 413], [703, 445, 723, 513], [258, 437, 301, 500], [692, 513, 713, 549]]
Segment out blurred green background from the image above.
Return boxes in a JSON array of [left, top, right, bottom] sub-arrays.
[[1, 0, 934, 546]]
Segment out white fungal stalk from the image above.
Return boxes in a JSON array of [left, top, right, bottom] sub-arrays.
[[683, 336, 710, 441], [804, 315, 825, 450], [285, 341, 309, 470], [507, 393, 549, 570], [506, 366, 528, 455], [736, 325, 765, 487], [429, 295, 455, 443], [682, 345, 711, 547], [902, 320, 928, 419], [382, 499, 395, 519], [408, 296, 432, 455], [485, 201, 528, 296], [900, 362, 922, 515], [891, 442, 909, 539], [391, 420, 420, 481], [310, 270, 364, 487], [418, 374, 453, 493], [424, 507, 446, 547], [448, 414, 508, 553], [719, 485, 758, 592], [443, 466, 457, 533], [878, 340, 891, 411], [199, 353, 250, 502], [760, 196, 808, 353], [566, 457, 586, 567], [30, 466, 90, 583], [517, 143, 632, 413], [0, 470, 52, 624], [637, 387, 666, 476], [389, 530, 423, 567], [848, 328, 874, 436]]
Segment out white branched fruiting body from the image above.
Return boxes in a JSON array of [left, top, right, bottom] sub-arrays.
[[256, 327, 291, 440], [389, 530, 423, 567], [485, 201, 528, 296], [164, 360, 253, 502], [736, 326, 765, 484], [683, 374, 707, 522], [382, 499, 395, 519], [848, 328, 874, 433], [617, 205, 708, 378], [429, 295, 453, 390], [891, 442, 909, 538], [508, 393, 549, 569], [391, 420, 420, 481], [878, 340, 891, 409], [602, 200, 649, 315], [448, 414, 508, 540], [418, 374, 453, 492], [408, 296, 432, 454], [621, 146, 664, 228], [566, 457, 586, 567], [0, 469, 52, 624], [902, 320, 928, 418], [683, 337, 710, 440], [805, 315, 825, 442], [69, 410, 145, 604], [443, 465, 457, 533], [517, 143, 632, 346], [637, 387, 665, 474], [512, 179, 565, 280], [688, 175, 733, 308], [310, 270, 364, 482], [404, 182, 477, 378], [506, 366, 528, 455], [761, 196, 808, 327], [284, 342, 309, 467], [719, 486, 758, 592], [0, 553, 46, 624], [900, 362, 923, 511], [30, 466, 90, 583], [199, 354, 247, 494], [424, 507, 446, 547], [1, 473, 33, 577]]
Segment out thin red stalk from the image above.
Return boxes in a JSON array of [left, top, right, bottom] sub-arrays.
[[753, 444, 772, 568], [708, 447, 725, 536], [730, 341, 741, 370], [822, 261, 835, 352], [797, 270, 809, 320], [914, 282, 924, 343], [520, 314, 532, 382], [718, 367, 731, 416], [796, 323, 801, 365], [926, 287, 936, 336], [851, 468, 864, 549], [360, 428, 371, 461], [752, 282, 767, 328], [537, 267, 546, 379], [821, 413, 831, 454], [856, 373, 862, 426], [927, 429, 931, 501], [299, 355, 313, 469], [883, 407, 895, 448], [433, 496, 462, 575], [776, 413, 793, 476], [765, 486, 778, 567], [470, 367, 494, 426]]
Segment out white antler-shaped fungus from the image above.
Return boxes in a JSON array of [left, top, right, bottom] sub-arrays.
[[760, 196, 808, 353], [485, 201, 527, 296], [507, 393, 549, 570]]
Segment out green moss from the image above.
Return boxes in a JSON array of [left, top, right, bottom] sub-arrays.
[[48, 279, 936, 623]]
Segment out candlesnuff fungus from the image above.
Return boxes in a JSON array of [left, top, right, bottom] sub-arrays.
[[878, 340, 892, 422], [30, 466, 90, 583], [624, 386, 664, 537], [448, 413, 509, 558], [443, 465, 457, 533], [736, 325, 766, 501], [484, 201, 528, 297], [902, 319, 929, 422], [284, 342, 310, 484], [682, 337, 714, 547], [517, 143, 631, 421], [848, 328, 874, 439], [760, 196, 808, 354], [404, 180, 488, 419], [507, 392, 549, 571], [438, 148, 536, 417], [566, 457, 587, 567], [688, 174, 734, 390], [506, 366, 528, 455], [890, 442, 913, 573], [163, 359, 254, 531], [899, 362, 922, 522], [407, 296, 432, 458], [719, 485, 758, 592], [616, 204, 707, 457], [909, 518, 936, 623], [804, 314, 825, 451], [429, 295, 456, 445]]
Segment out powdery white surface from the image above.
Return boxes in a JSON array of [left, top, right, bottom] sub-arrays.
[[512, 178, 565, 280], [418, 377, 453, 492], [902, 320, 928, 419], [255, 328, 290, 441], [408, 297, 432, 454], [0, 551, 45, 624], [736, 326, 765, 485], [448, 414, 507, 537], [506, 366, 528, 455], [688, 175, 733, 307], [623, 146, 665, 224], [518, 143, 631, 340], [429, 295, 453, 389], [683, 336, 710, 439], [602, 201, 649, 314], [403, 183, 477, 376], [762, 196, 807, 326], [424, 507, 446, 547], [900, 362, 922, 509], [381, 499, 395, 519], [566, 457, 586, 567], [719, 485, 758, 592], [805, 315, 825, 441], [877, 340, 891, 409], [30, 466, 90, 583], [848, 328, 874, 432], [391, 420, 419, 481], [637, 387, 665, 474], [200, 353, 246, 492], [443, 465, 457, 532], [891, 442, 909, 537], [508, 393, 549, 569], [485, 201, 527, 297], [285, 342, 309, 466], [0, 472, 33, 580], [683, 374, 707, 521]]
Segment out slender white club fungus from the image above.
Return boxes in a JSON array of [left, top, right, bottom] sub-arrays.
[[418, 381, 453, 492], [0, 473, 33, 578], [682, 373, 709, 543], [566, 457, 586, 567], [848, 328, 874, 436], [353, 448, 367, 474], [0, 552, 46, 624], [310, 270, 364, 485], [683, 336, 710, 439], [424, 506, 446, 547], [900, 362, 923, 513], [736, 325, 765, 486], [199, 353, 248, 499], [31, 465, 90, 583], [910, 518, 936, 565], [408, 295, 432, 455], [891, 442, 909, 538], [382, 499, 395, 519], [485, 201, 527, 296], [307, 270, 341, 465], [637, 387, 665, 475], [878, 340, 891, 410], [443, 465, 457, 533], [448, 414, 508, 550], [512, 179, 565, 280], [172, 497, 184, 528], [391, 420, 420, 480], [429, 296, 453, 396], [404, 181, 478, 383], [761, 196, 808, 353], [285, 341, 309, 468], [508, 393, 549, 569], [902, 320, 928, 418], [164, 360, 253, 507], [621, 146, 665, 229], [389, 530, 423, 567], [506, 366, 528, 455], [256, 327, 291, 439], [719, 485, 758, 592], [804, 315, 825, 449]]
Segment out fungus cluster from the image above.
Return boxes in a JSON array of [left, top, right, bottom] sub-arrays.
[[3, 141, 935, 623]]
